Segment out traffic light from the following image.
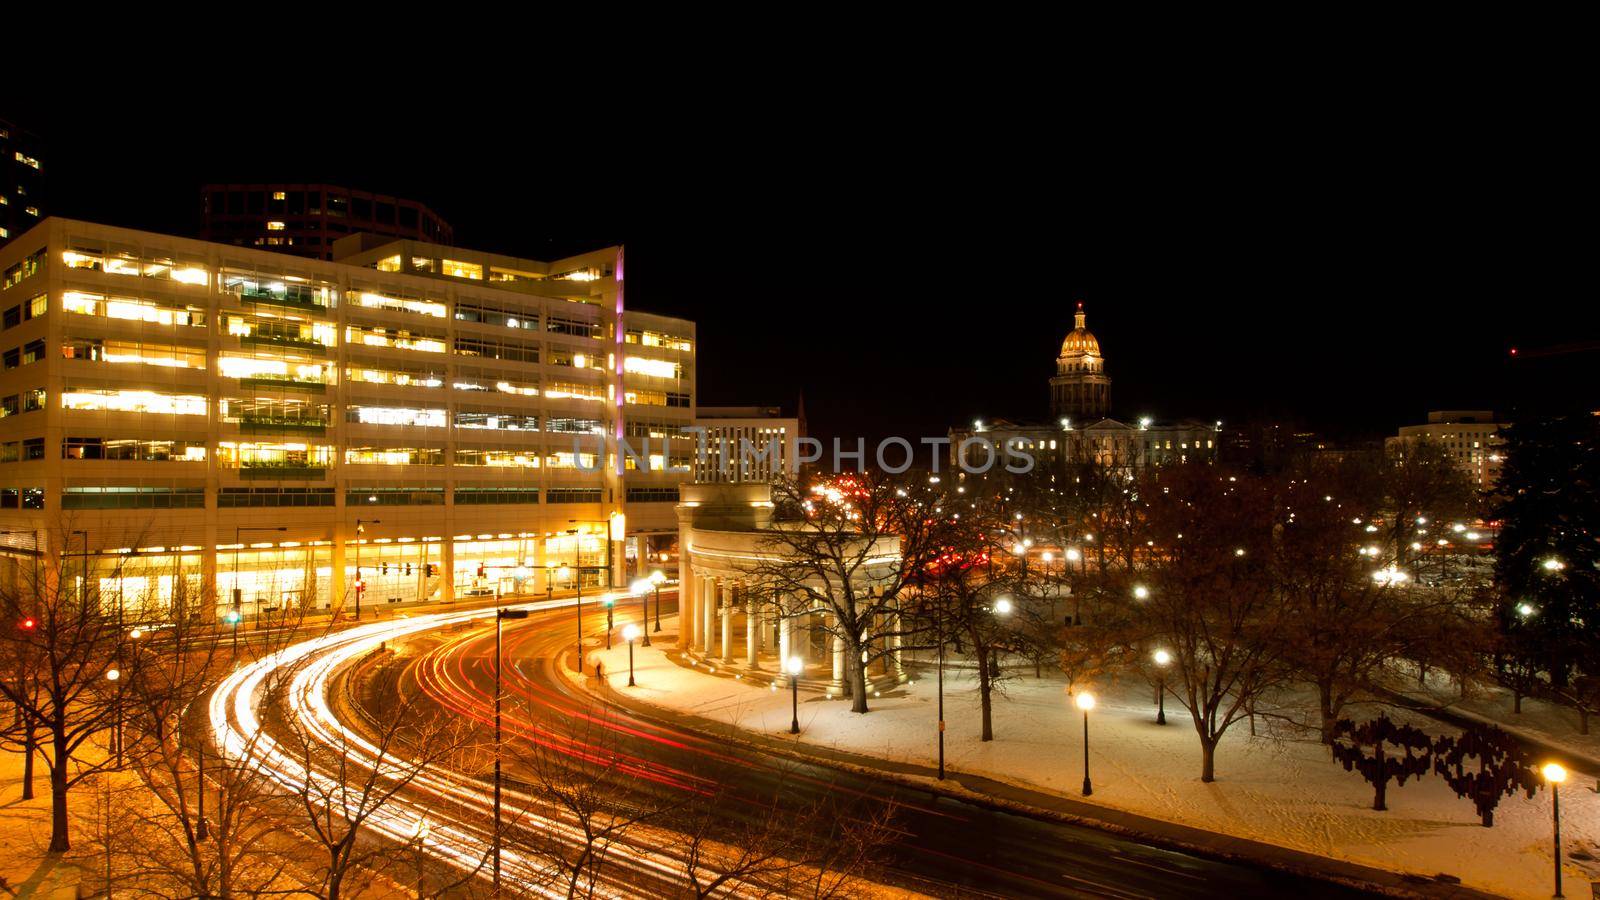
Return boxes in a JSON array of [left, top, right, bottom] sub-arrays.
[[404, 563, 413, 576], [603, 597, 615, 608], [476, 562, 487, 578], [224, 609, 241, 625], [19, 617, 36, 632], [425, 563, 438, 577]]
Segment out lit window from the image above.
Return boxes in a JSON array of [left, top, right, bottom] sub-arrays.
[[267, 221, 286, 231], [624, 356, 680, 378], [441, 259, 483, 280], [61, 389, 207, 416], [375, 255, 403, 272], [353, 291, 446, 318], [272, 191, 286, 201]]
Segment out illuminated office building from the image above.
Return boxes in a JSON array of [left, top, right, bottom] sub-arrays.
[[0, 218, 695, 620]]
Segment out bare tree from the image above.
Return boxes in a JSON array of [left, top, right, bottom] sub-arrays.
[[1129, 464, 1289, 782], [108, 576, 307, 898], [748, 474, 935, 714], [274, 650, 479, 900], [0, 524, 136, 852]]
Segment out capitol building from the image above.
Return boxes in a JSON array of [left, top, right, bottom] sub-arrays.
[[950, 303, 1219, 472]]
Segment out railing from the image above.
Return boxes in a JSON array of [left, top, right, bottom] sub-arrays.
[[239, 376, 327, 394], [238, 334, 331, 355], [239, 464, 328, 480], [238, 416, 328, 435]]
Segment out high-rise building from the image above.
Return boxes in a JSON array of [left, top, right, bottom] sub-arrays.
[[0, 118, 45, 250], [0, 217, 697, 621], [200, 184, 454, 260]]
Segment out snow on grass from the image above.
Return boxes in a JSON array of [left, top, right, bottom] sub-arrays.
[[586, 618, 1600, 899]]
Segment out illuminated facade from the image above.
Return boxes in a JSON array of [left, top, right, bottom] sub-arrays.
[[201, 184, 453, 261], [1050, 302, 1110, 420], [0, 218, 695, 619], [1388, 410, 1505, 491]]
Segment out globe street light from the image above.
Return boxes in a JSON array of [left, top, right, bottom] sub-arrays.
[[1076, 691, 1096, 796], [1153, 649, 1172, 725], [785, 656, 805, 735], [411, 816, 430, 898], [650, 569, 666, 632], [993, 596, 1014, 616], [1545, 762, 1567, 898], [630, 579, 654, 648], [622, 623, 641, 686], [1132, 585, 1150, 601]]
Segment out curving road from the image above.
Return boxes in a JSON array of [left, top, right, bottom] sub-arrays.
[[390, 597, 1380, 899]]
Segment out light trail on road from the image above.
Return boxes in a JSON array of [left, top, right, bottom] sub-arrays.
[[207, 593, 698, 897]]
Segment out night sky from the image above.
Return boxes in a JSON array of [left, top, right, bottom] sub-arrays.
[[7, 101, 1592, 445]]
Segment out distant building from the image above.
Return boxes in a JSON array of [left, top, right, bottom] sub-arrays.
[[692, 406, 800, 484], [1388, 410, 1506, 491], [0, 118, 45, 250], [951, 304, 1220, 474], [1218, 421, 1325, 470], [201, 184, 453, 261]]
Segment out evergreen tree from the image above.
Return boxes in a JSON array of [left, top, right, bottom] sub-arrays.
[[1494, 414, 1600, 688]]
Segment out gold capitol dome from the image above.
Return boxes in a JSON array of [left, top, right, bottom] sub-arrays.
[[1059, 301, 1100, 358]]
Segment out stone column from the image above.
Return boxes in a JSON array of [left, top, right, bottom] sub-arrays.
[[779, 610, 793, 668], [720, 584, 733, 661], [745, 593, 760, 669], [703, 577, 717, 655], [682, 568, 698, 650]]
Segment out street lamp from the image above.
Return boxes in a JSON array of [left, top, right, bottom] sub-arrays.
[[993, 596, 1014, 616], [1132, 585, 1150, 600], [623, 623, 641, 686], [603, 596, 615, 649], [630, 579, 654, 648], [650, 569, 666, 633], [1545, 762, 1567, 898], [1076, 691, 1096, 796], [1152, 650, 1171, 725], [411, 816, 430, 898], [492, 606, 529, 894], [236, 526, 286, 634], [353, 519, 380, 621], [785, 656, 804, 735]]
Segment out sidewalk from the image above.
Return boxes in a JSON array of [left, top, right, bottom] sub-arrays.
[[0, 746, 84, 899], [566, 623, 1500, 900]]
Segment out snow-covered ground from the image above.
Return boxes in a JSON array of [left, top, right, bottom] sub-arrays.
[[584, 617, 1600, 900]]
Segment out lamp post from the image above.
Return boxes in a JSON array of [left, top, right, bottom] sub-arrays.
[[604, 596, 615, 650], [1076, 691, 1096, 796], [936, 596, 946, 780], [235, 526, 286, 639], [1545, 762, 1567, 898], [411, 816, 429, 899], [492, 606, 529, 894], [545, 562, 555, 602], [786, 656, 804, 734], [1153, 649, 1171, 725], [623, 623, 641, 686], [630, 579, 654, 648], [353, 519, 380, 621], [650, 569, 665, 633]]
